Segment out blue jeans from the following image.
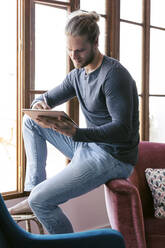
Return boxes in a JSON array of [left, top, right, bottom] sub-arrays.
[[23, 115, 133, 234]]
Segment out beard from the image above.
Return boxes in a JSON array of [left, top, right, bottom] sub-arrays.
[[73, 47, 95, 69]]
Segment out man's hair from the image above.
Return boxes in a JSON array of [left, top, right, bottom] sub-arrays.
[[65, 10, 100, 43]]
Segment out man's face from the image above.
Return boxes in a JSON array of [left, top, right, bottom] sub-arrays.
[[67, 35, 97, 69]]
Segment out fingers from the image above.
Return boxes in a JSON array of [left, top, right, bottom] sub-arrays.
[[35, 116, 77, 137], [32, 101, 51, 110], [35, 116, 68, 130], [35, 118, 50, 129]]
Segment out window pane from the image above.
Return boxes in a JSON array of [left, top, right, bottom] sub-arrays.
[[46, 143, 67, 178], [35, 4, 67, 90], [149, 97, 165, 142], [80, 0, 106, 14], [0, 1, 17, 192], [150, 29, 165, 94], [120, 0, 142, 23], [120, 22, 142, 94], [79, 107, 87, 128], [151, 0, 165, 28], [34, 4, 67, 178], [98, 17, 105, 54]]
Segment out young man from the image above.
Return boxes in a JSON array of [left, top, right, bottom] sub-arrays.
[[9, 11, 139, 234]]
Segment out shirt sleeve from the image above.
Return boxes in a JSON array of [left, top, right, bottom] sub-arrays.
[[31, 72, 76, 108], [73, 67, 137, 143]]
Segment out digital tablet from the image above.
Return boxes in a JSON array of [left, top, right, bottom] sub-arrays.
[[22, 109, 78, 126]]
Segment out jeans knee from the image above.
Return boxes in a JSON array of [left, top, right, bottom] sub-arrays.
[[23, 115, 34, 130], [28, 186, 43, 211], [28, 182, 55, 212]]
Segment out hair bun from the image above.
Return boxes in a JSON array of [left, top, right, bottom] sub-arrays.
[[88, 11, 100, 22], [68, 10, 100, 23]]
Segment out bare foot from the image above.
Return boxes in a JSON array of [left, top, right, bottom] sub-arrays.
[[8, 199, 33, 215]]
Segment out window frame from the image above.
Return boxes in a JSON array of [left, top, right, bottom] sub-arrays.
[[119, 0, 165, 140], [112, 0, 150, 140]]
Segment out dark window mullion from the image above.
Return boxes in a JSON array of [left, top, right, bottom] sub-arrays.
[[150, 25, 165, 32], [149, 94, 165, 97], [105, 0, 111, 57], [34, 0, 69, 9], [120, 18, 143, 27], [141, 0, 150, 141], [108, 0, 120, 59]]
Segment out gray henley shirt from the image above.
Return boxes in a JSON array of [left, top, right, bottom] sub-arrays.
[[33, 56, 139, 165]]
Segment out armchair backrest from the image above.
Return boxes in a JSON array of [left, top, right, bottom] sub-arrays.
[[0, 193, 126, 248], [0, 230, 9, 248], [129, 141, 165, 217]]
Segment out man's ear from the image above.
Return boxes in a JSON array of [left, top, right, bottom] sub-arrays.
[[94, 38, 99, 48]]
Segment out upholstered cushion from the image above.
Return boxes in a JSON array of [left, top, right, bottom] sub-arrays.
[[145, 168, 165, 218]]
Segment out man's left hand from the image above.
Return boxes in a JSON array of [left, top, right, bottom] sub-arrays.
[[35, 116, 77, 137]]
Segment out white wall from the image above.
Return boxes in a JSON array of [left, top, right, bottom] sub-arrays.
[[6, 185, 110, 234]]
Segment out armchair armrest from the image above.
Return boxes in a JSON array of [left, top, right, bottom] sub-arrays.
[[104, 179, 147, 248]]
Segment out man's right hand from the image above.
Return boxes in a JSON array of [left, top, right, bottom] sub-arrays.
[[32, 101, 51, 110]]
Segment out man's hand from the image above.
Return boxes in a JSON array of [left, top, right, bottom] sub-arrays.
[[35, 116, 77, 137], [32, 101, 51, 110], [32, 101, 77, 137]]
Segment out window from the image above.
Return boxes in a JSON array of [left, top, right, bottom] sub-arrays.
[[32, 2, 68, 178], [3, 0, 165, 198], [2, 0, 73, 199], [120, 0, 165, 141], [0, 1, 17, 194], [149, 0, 165, 142], [120, 0, 143, 137]]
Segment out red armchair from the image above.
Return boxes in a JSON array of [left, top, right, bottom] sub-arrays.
[[105, 141, 165, 248]]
